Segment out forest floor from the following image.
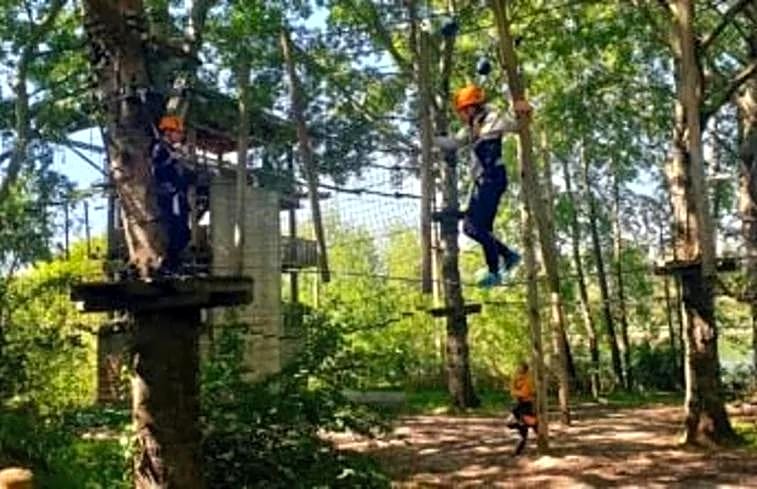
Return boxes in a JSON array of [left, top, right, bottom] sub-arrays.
[[329, 401, 757, 488]]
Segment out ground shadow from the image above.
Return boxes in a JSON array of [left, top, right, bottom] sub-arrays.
[[328, 404, 757, 488]]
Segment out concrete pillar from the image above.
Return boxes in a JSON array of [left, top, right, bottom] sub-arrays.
[[209, 175, 282, 379]]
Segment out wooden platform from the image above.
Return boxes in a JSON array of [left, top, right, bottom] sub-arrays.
[[428, 303, 482, 318], [71, 276, 253, 312], [653, 256, 738, 276]]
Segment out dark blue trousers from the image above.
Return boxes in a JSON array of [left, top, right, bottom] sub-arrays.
[[462, 165, 515, 274]]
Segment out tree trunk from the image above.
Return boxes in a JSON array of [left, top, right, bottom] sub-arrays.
[[83, 0, 167, 277], [417, 24, 434, 294], [132, 308, 202, 489], [280, 28, 330, 283], [663, 274, 678, 363], [675, 274, 686, 380], [562, 157, 600, 398], [521, 180, 549, 450], [736, 31, 756, 376], [491, 0, 571, 425], [434, 20, 479, 409], [669, 0, 735, 445], [612, 171, 633, 390], [582, 144, 625, 389], [439, 150, 480, 408], [542, 134, 577, 386], [234, 56, 251, 274]]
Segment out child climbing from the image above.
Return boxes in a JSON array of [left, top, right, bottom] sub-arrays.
[[152, 115, 193, 274], [435, 84, 532, 287], [507, 361, 538, 456]]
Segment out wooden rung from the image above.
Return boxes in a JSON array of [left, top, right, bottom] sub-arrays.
[[428, 303, 482, 318], [653, 256, 738, 276]]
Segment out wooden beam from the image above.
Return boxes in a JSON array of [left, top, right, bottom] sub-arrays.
[[71, 276, 253, 312], [653, 256, 739, 275], [428, 303, 482, 318]]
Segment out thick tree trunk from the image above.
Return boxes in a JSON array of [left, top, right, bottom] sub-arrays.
[[491, 0, 571, 425], [582, 145, 625, 388], [669, 0, 735, 445], [83, 0, 167, 277], [132, 308, 202, 489], [280, 28, 330, 283], [612, 172, 633, 390], [562, 157, 600, 398]]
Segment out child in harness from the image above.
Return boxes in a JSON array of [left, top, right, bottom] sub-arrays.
[[435, 84, 532, 288]]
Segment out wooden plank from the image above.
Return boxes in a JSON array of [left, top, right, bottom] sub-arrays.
[[72, 277, 253, 313], [428, 303, 482, 318], [653, 256, 738, 275]]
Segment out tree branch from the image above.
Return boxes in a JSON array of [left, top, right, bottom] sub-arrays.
[[702, 58, 757, 124], [0, 0, 65, 204], [701, 0, 752, 52], [356, 0, 412, 74]]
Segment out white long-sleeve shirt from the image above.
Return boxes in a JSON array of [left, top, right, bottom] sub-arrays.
[[435, 104, 520, 180]]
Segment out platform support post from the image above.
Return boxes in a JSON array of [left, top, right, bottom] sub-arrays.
[[132, 307, 203, 489]]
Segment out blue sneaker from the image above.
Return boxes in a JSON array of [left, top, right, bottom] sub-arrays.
[[500, 250, 522, 276], [475, 268, 503, 288]]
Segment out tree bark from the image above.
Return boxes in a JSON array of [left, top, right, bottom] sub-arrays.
[[736, 22, 756, 376], [434, 19, 479, 409], [669, 0, 735, 445], [417, 23, 434, 294], [83, 0, 167, 277], [491, 0, 571, 425], [582, 144, 625, 389], [132, 308, 202, 489], [612, 171, 633, 390], [522, 160, 549, 449], [280, 28, 330, 283], [562, 157, 600, 398], [439, 150, 480, 408], [541, 134, 577, 385], [234, 56, 251, 274], [663, 274, 678, 364]]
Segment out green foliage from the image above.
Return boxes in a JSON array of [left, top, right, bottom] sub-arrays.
[[404, 389, 511, 416], [0, 408, 130, 489], [1, 241, 103, 411], [631, 343, 681, 392], [201, 309, 389, 489]]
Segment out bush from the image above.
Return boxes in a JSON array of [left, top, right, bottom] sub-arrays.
[[721, 362, 756, 401], [0, 409, 129, 489], [631, 343, 681, 392], [201, 308, 390, 488]]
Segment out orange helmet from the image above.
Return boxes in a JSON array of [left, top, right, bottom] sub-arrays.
[[454, 84, 486, 112], [158, 115, 184, 133]]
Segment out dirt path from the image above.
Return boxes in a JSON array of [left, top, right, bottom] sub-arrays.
[[330, 405, 757, 488]]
